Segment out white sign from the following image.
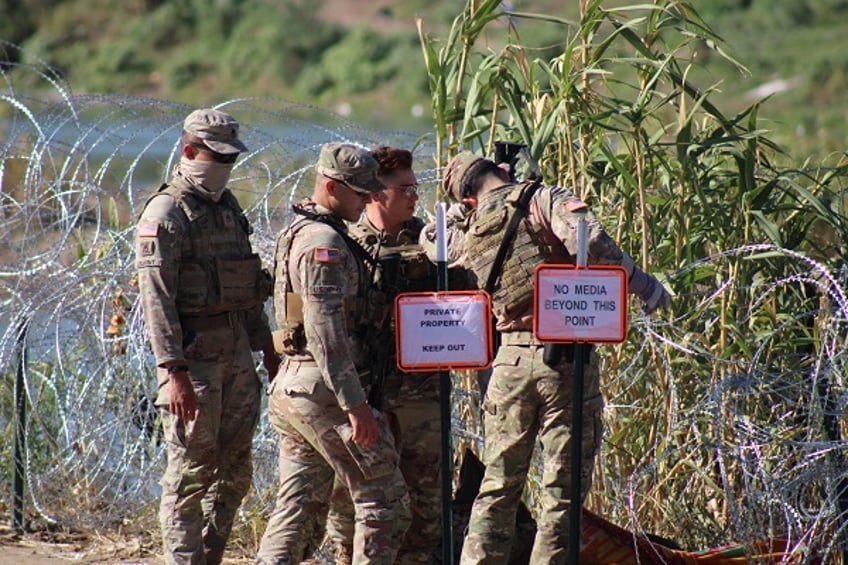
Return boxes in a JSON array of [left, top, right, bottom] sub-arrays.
[[396, 291, 493, 372], [534, 265, 628, 343]]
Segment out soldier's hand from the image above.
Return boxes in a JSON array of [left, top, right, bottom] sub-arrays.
[[347, 402, 378, 448], [643, 280, 671, 314], [169, 372, 197, 421], [629, 267, 672, 315], [445, 201, 472, 225]]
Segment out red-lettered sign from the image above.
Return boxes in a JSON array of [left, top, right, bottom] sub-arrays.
[[533, 264, 628, 343], [396, 291, 493, 372]]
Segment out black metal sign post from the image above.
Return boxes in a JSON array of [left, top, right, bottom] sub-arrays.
[[568, 343, 586, 564], [435, 203, 454, 565], [568, 214, 589, 565], [13, 320, 28, 534]]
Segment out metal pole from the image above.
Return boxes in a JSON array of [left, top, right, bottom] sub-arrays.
[[13, 320, 28, 534], [568, 214, 589, 564], [435, 203, 454, 564]]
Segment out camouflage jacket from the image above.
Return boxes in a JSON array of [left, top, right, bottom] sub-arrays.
[[135, 174, 272, 366], [273, 199, 375, 410]]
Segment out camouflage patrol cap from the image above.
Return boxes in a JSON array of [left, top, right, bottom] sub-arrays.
[[183, 108, 248, 154], [316, 142, 386, 193], [442, 150, 485, 202]]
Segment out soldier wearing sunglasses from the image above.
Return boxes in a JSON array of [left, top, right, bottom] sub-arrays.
[[136, 108, 279, 565]]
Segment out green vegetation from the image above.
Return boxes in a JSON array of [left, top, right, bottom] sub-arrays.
[[1, 0, 440, 129], [2, 0, 848, 160], [419, 0, 848, 553]]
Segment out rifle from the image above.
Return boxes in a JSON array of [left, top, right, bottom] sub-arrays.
[[494, 140, 542, 182], [367, 252, 402, 411]]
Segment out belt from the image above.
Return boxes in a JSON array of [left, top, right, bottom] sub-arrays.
[[499, 331, 595, 364], [180, 311, 243, 331], [283, 357, 318, 371], [499, 331, 544, 346]]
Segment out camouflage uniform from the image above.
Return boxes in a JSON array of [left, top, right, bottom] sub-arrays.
[[136, 171, 272, 565], [314, 215, 448, 565], [458, 181, 636, 565], [255, 199, 409, 565]]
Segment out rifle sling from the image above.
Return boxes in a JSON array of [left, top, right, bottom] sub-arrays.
[[292, 205, 378, 270], [483, 179, 542, 295]]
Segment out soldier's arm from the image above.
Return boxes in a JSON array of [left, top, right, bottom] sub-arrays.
[[243, 303, 274, 350], [544, 185, 625, 266], [547, 186, 670, 312], [244, 302, 279, 381], [293, 229, 367, 411], [241, 272, 276, 371], [135, 194, 187, 366], [419, 202, 474, 268]]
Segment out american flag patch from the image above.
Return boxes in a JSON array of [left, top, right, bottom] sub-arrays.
[[314, 247, 341, 263], [565, 199, 587, 212], [137, 220, 159, 237]]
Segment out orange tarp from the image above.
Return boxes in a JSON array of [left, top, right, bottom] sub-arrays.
[[580, 509, 814, 565]]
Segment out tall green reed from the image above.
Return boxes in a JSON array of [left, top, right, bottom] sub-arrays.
[[418, 0, 848, 554]]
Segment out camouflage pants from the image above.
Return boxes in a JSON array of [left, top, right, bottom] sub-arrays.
[[459, 344, 602, 565], [323, 373, 442, 564], [158, 325, 262, 565], [256, 361, 410, 565]]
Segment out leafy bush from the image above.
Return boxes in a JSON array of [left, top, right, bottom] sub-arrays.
[[222, 0, 342, 88]]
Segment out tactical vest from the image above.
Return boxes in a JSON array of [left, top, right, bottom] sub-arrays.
[[466, 181, 571, 321], [148, 183, 269, 317], [348, 217, 437, 294], [272, 211, 373, 356]]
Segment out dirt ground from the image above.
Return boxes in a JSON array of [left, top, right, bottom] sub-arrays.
[[0, 537, 253, 565], [0, 523, 268, 564], [0, 524, 165, 564]]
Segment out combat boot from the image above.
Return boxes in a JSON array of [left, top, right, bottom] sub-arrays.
[[301, 537, 353, 565]]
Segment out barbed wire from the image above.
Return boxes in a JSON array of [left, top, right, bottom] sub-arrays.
[[1, 49, 846, 562]]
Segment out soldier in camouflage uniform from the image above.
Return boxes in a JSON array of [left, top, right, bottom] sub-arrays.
[[308, 146, 462, 565], [135, 108, 280, 565], [441, 152, 671, 565], [255, 143, 410, 565]]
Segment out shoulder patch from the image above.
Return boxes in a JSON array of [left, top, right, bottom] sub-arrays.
[[137, 220, 160, 237], [139, 239, 155, 257], [314, 247, 341, 263], [565, 199, 588, 212]]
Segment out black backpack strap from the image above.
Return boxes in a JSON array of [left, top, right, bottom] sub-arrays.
[[483, 179, 542, 295], [291, 204, 378, 270]]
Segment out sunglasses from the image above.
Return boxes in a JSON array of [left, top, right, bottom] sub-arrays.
[[388, 183, 419, 196], [189, 143, 239, 164]]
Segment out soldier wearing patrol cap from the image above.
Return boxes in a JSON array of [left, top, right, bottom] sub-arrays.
[[135, 108, 280, 565], [307, 146, 476, 565], [441, 151, 671, 565], [255, 143, 410, 565]]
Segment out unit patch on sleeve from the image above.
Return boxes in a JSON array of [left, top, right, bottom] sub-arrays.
[[139, 240, 156, 256], [314, 247, 341, 263], [137, 220, 160, 237]]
